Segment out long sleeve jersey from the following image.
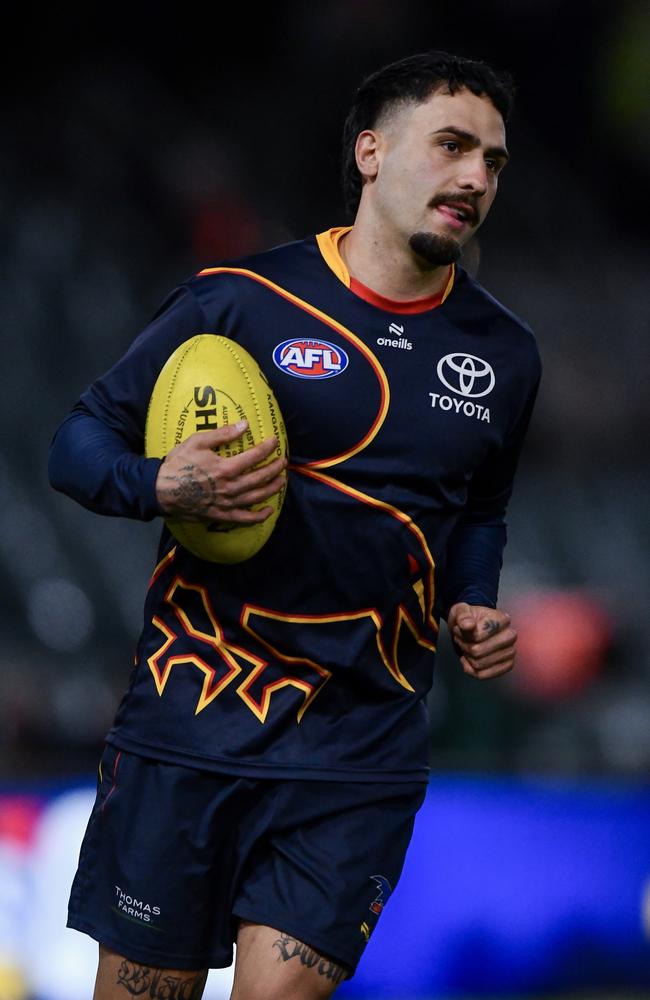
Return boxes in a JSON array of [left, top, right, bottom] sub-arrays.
[[49, 227, 541, 781]]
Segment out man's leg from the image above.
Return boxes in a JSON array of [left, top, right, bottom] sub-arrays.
[[230, 921, 347, 1000], [94, 945, 208, 1000]]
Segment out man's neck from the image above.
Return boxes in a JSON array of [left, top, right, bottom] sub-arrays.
[[339, 219, 451, 302]]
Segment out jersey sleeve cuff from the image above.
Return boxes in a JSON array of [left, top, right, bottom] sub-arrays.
[[140, 457, 165, 519], [441, 587, 497, 622]]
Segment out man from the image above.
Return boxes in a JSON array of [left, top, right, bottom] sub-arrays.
[[49, 50, 541, 1000]]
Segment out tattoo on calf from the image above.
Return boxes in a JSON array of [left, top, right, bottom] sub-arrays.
[[116, 960, 206, 999], [273, 933, 346, 985]]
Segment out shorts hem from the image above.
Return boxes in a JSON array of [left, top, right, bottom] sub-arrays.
[[66, 915, 233, 971], [232, 906, 359, 977]]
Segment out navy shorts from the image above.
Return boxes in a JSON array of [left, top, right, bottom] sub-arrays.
[[67, 744, 427, 973]]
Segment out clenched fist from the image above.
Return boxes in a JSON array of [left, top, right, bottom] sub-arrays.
[[447, 602, 517, 680]]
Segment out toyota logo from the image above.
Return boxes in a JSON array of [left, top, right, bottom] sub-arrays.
[[436, 353, 495, 398]]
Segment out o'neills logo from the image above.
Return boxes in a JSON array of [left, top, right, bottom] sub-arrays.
[[376, 322, 413, 350], [430, 353, 495, 423]]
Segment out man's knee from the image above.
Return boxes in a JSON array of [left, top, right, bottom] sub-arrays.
[[94, 944, 208, 1000]]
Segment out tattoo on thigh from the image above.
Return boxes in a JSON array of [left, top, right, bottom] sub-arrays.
[[116, 960, 206, 999], [272, 933, 346, 985]]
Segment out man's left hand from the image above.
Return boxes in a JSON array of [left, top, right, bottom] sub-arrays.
[[447, 603, 517, 680]]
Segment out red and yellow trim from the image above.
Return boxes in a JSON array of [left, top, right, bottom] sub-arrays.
[[148, 576, 334, 721], [147, 613, 243, 714], [235, 611, 332, 724], [147, 616, 178, 694], [316, 226, 353, 285], [316, 227, 455, 312], [147, 579, 262, 715], [295, 465, 438, 640], [147, 546, 176, 590], [195, 264, 390, 469], [238, 458, 440, 697]]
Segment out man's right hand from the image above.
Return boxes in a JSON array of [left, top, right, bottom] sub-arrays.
[[155, 420, 286, 526]]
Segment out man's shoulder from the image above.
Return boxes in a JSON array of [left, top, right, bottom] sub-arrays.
[[453, 265, 537, 346], [186, 233, 319, 296]]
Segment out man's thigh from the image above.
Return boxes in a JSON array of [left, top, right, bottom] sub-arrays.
[[94, 945, 207, 1000], [232, 922, 346, 1000], [67, 746, 255, 972], [233, 778, 428, 976]]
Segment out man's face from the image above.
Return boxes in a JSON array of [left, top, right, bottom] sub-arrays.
[[358, 86, 509, 266]]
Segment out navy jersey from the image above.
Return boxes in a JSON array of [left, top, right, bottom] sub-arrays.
[[49, 227, 541, 782]]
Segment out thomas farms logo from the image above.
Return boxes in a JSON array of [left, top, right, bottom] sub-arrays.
[[273, 339, 349, 379]]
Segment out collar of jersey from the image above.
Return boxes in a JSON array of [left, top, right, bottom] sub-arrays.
[[316, 226, 455, 315]]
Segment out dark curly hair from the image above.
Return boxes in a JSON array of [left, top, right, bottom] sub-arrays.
[[341, 50, 515, 219]]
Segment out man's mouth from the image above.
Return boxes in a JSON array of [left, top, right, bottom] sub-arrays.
[[434, 202, 477, 229]]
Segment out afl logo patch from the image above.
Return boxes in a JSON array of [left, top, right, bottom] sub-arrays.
[[273, 339, 349, 379]]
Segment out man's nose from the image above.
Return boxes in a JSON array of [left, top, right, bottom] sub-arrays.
[[457, 153, 488, 194]]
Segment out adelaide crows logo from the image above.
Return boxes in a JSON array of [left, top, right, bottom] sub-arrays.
[[368, 874, 392, 915], [273, 338, 349, 379]]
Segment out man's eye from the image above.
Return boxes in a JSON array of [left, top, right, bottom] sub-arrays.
[[486, 158, 506, 175], [441, 140, 459, 152]]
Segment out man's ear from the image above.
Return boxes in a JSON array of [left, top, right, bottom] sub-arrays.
[[355, 130, 382, 181]]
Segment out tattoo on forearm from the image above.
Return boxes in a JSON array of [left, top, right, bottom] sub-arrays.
[[273, 933, 346, 985], [482, 618, 499, 637], [116, 960, 206, 999]]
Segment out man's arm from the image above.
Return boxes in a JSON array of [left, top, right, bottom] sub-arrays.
[[48, 284, 285, 525], [441, 368, 541, 679], [48, 405, 285, 525], [48, 401, 165, 519], [49, 285, 204, 518]]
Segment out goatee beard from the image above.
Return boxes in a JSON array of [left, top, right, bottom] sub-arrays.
[[408, 231, 462, 267]]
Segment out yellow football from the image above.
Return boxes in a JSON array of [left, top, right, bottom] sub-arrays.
[[145, 334, 288, 563]]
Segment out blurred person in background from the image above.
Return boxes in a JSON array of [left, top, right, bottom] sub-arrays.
[[48, 50, 540, 1000]]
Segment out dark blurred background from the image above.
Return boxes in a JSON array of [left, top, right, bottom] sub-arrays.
[[1, 0, 649, 783]]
